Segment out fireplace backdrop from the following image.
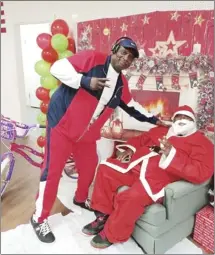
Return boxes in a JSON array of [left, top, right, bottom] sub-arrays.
[[77, 10, 214, 130]]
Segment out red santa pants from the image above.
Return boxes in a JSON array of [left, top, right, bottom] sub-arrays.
[[35, 124, 98, 223], [91, 164, 154, 243]]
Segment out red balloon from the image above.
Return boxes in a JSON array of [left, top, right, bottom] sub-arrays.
[[36, 33, 52, 50], [37, 136, 46, 148], [42, 47, 58, 63], [67, 37, 76, 53], [40, 101, 49, 114], [51, 19, 69, 36], [36, 87, 50, 101]]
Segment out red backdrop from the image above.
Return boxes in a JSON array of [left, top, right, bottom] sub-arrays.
[[77, 10, 214, 59]]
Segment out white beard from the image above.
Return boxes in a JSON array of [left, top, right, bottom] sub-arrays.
[[171, 119, 197, 137]]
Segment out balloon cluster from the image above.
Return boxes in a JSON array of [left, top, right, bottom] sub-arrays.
[[35, 19, 76, 148]]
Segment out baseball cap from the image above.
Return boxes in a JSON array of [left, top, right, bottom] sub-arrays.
[[119, 38, 139, 58]]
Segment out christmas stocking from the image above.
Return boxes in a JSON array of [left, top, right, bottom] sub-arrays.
[[171, 73, 181, 90], [136, 74, 147, 90], [189, 72, 198, 88], [155, 74, 167, 91]]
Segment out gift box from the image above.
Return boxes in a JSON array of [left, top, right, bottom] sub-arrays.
[[193, 205, 214, 253]]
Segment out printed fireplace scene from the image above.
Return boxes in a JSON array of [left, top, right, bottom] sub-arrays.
[[131, 90, 180, 120]]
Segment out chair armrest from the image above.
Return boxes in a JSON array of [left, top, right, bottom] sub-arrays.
[[165, 180, 210, 200], [164, 180, 210, 220]]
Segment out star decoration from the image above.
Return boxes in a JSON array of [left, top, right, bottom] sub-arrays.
[[194, 14, 205, 26], [142, 15, 150, 25], [120, 23, 128, 32], [167, 41, 175, 50], [170, 11, 181, 21], [151, 30, 186, 57], [86, 24, 92, 34], [103, 27, 110, 36], [148, 43, 165, 57]]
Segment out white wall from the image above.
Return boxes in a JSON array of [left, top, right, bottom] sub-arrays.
[[1, 1, 214, 122]]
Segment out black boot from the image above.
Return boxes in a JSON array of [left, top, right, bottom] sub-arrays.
[[73, 197, 93, 211], [90, 229, 112, 249], [82, 213, 109, 236], [30, 216, 55, 243]]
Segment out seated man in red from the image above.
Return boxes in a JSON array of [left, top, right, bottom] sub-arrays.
[[82, 105, 214, 249]]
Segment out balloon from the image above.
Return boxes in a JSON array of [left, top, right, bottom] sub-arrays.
[[40, 101, 49, 114], [41, 75, 58, 90], [41, 129, 46, 137], [37, 112, 47, 126], [42, 47, 58, 63], [67, 37, 76, 53], [51, 19, 69, 36], [36, 87, 50, 101], [36, 33, 52, 50], [35, 60, 51, 76], [37, 136, 46, 148], [58, 50, 73, 59], [51, 34, 68, 53], [49, 87, 58, 98]]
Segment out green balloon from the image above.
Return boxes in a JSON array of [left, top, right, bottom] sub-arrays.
[[37, 112, 47, 125], [51, 34, 68, 53], [58, 50, 74, 59], [35, 60, 51, 76], [49, 87, 58, 98], [41, 75, 58, 90], [41, 129, 46, 137]]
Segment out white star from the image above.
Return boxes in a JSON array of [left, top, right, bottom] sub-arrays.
[[170, 11, 181, 21], [155, 30, 186, 57], [86, 24, 92, 34], [120, 23, 128, 32], [148, 42, 165, 57], [142, 15, 150, 25]]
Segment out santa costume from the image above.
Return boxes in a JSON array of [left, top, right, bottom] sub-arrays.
[[83, 105, 214, 248]]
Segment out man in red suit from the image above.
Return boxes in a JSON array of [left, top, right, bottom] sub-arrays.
[[82, 105, 214, 249]]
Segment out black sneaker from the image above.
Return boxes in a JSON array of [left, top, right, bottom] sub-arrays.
[[73, 198, 93, 211], [30, 216, 55, 243], [82, 214, 108, 236], [90, 229, 112, 249]]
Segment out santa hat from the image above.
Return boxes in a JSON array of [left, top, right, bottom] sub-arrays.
[[172, 105, 196, 121]]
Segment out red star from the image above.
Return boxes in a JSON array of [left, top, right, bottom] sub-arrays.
[[155, 48, 160, 54], [167, 42, 175, 50]]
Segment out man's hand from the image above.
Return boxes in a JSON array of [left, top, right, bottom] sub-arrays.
[[117, 149, 134, 162], [158, 136, 173, 156], [156, 120, 171, 127], [90, 77, 110, 90]]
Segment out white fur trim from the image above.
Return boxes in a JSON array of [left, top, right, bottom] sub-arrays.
[[100, 151, 157, 173], [159, 147, 176, 169], [50, 58, 82, 89], [172, 110, 195, 121], [116, 144, 136, 153], [139, 159, 165, 201], [101, 151, 164, 201]]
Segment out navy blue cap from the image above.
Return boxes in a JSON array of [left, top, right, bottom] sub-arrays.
[[119, 39, 139, 58]]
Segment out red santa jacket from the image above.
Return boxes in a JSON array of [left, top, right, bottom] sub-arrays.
[[101, 126, 214, 201]]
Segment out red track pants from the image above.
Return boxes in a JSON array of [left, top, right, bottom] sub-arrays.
[[91, 164, 154, 243], [35, 125, 98, 223]]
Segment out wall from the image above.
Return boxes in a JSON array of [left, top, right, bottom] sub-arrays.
[[1, 1, 214, 122]]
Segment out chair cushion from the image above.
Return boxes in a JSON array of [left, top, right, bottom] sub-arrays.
[[138, 203, 167, 226]]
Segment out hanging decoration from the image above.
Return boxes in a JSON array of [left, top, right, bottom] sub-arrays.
[[35, 18, 76, 148], [125, 53, 214, 129]]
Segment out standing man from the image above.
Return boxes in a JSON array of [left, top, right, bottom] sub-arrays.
[[31, 37, 166, 243]]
